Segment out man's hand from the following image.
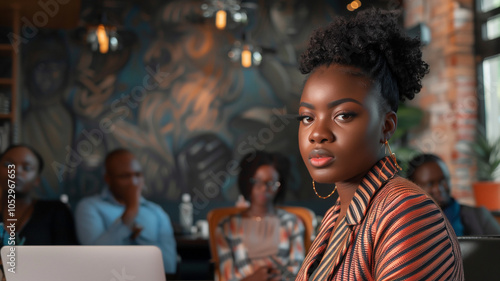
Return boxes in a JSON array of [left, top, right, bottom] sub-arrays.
[[121, 186, 141, 227], [122, 185, 141, 209], [130, 224, 143, 240]]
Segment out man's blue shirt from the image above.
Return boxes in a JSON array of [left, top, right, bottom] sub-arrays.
[[75, 189, 177, 273]]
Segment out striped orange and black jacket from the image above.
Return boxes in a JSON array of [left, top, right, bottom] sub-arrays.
[[296, 156, 464, 281]]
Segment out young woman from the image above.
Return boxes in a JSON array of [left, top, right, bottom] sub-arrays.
[[295, 9, 464, 280], [215, 151, 305, 281], [0, 145, 78, 245]]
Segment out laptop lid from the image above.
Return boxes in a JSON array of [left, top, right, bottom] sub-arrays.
[[0, 245, 166, 281]]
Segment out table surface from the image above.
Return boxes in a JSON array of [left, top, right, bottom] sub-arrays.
[[175, 233, 209, 246], [175, 233, 212, 280]]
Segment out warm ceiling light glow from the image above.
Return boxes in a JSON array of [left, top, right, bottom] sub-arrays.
[[215, 10, 227, 30], [96, 24, 109, 54], [347, 3, 354, 11], [351, 1, 359, 9], [241, 48, 252, 68]]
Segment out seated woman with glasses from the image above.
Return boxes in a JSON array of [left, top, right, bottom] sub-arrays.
[[215, 150, 305, 281]]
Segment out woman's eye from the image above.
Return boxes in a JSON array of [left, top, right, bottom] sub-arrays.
[[335, 112, 357, 122], [297, 115, 313, 125]]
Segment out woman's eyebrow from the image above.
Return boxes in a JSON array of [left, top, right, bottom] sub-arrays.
[[299, 98, 362, 109], [299, 102, 314, 109], [328, 98, 362, 108]]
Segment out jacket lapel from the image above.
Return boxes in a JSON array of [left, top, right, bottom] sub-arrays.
[[296, 157, 399, 280], [309, 218, 354, 281], [327, 220, 354, 279], [296, 204, 339, 280]]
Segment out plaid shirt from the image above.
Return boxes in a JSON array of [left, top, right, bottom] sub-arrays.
[[296, 156, 464, 281], [215, 209, 305, 281]]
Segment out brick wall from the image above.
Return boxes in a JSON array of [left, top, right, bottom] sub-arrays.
[[403, 0, 477, 205]]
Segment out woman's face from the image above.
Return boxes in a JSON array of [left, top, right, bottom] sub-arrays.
[[298, 64, 393, 185], [250, 165, 280, 207], [0, 147, 40, 196]]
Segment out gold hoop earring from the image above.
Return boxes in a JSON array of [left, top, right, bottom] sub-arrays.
[[384, 140, 402, 170], [312, 180, 337, 199]]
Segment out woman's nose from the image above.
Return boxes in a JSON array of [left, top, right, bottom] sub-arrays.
[[309, 121, 334, 144]]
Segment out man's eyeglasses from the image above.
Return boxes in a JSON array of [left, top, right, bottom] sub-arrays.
[[249, 178, 281, 191]]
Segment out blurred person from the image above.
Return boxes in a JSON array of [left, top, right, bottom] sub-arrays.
[[0, 144, 78, 245], [294, 9, 463, 280], [407, 153, 500, 236], [75, 148, 177, 274], [215, 151, 305, 281]]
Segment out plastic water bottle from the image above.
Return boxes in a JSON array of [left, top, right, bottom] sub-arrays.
[[179, 193, 193, 234]]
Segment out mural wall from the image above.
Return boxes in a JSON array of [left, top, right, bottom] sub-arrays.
[[20, 0, 339, 221]]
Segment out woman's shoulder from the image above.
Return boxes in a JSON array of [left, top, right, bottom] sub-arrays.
[[218, 212, 243, 227], [36, 200, 71, 210], [276, 208, 304, 225], [370, 176, 440, 215], [32, 200, 73, 220], [377, 176, 428, 200], [369, 176, 438, 212]]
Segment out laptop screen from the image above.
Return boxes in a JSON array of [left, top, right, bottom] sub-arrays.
[[0, 245, 166, 281]]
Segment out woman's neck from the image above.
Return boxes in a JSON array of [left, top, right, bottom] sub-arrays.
[[334, 181, 360, 215], [247, 204, 275, 217], [334, 158, 381, 212]]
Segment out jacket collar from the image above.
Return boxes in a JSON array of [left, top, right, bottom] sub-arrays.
[[343, 156, 399, 226]]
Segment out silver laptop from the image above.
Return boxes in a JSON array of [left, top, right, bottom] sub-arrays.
[[0, 245, 166, 281]]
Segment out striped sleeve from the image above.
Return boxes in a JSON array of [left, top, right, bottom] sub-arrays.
[[215, 217, 251, 281], [373, 185, 463, 280]]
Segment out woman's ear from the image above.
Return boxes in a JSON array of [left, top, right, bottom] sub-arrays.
[[381, 111, 397, 142]]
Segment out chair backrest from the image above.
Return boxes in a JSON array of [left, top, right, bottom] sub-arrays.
[[457, 236, 500, 281], [278, 206, 317, 250], [207, 206, 316, 281]]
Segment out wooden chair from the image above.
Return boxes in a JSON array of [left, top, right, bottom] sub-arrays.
[[207, 206, 316, 281]]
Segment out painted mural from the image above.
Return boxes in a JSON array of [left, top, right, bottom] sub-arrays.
[[20, 0, 339, 218]]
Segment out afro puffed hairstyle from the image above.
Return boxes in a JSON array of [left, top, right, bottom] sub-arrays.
[[238, 150, 290, 205], [299, 8, 429, 113]]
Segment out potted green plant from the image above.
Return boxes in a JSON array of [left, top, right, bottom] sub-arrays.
[[471, 128, 500, 211], [392, 103, 424, 173]]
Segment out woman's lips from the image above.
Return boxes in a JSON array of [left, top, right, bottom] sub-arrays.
[[310, 157, 334, 168], [309, 149, 335, 168]]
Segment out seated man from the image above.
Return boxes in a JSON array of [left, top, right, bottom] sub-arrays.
[[75, 148, 177, 274], [407, 153, 500, 236]]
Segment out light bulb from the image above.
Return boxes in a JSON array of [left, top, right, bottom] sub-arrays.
[[241, 48, 252, 68], [96, 24, 109, 54], [215, 10, 227, 30]]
